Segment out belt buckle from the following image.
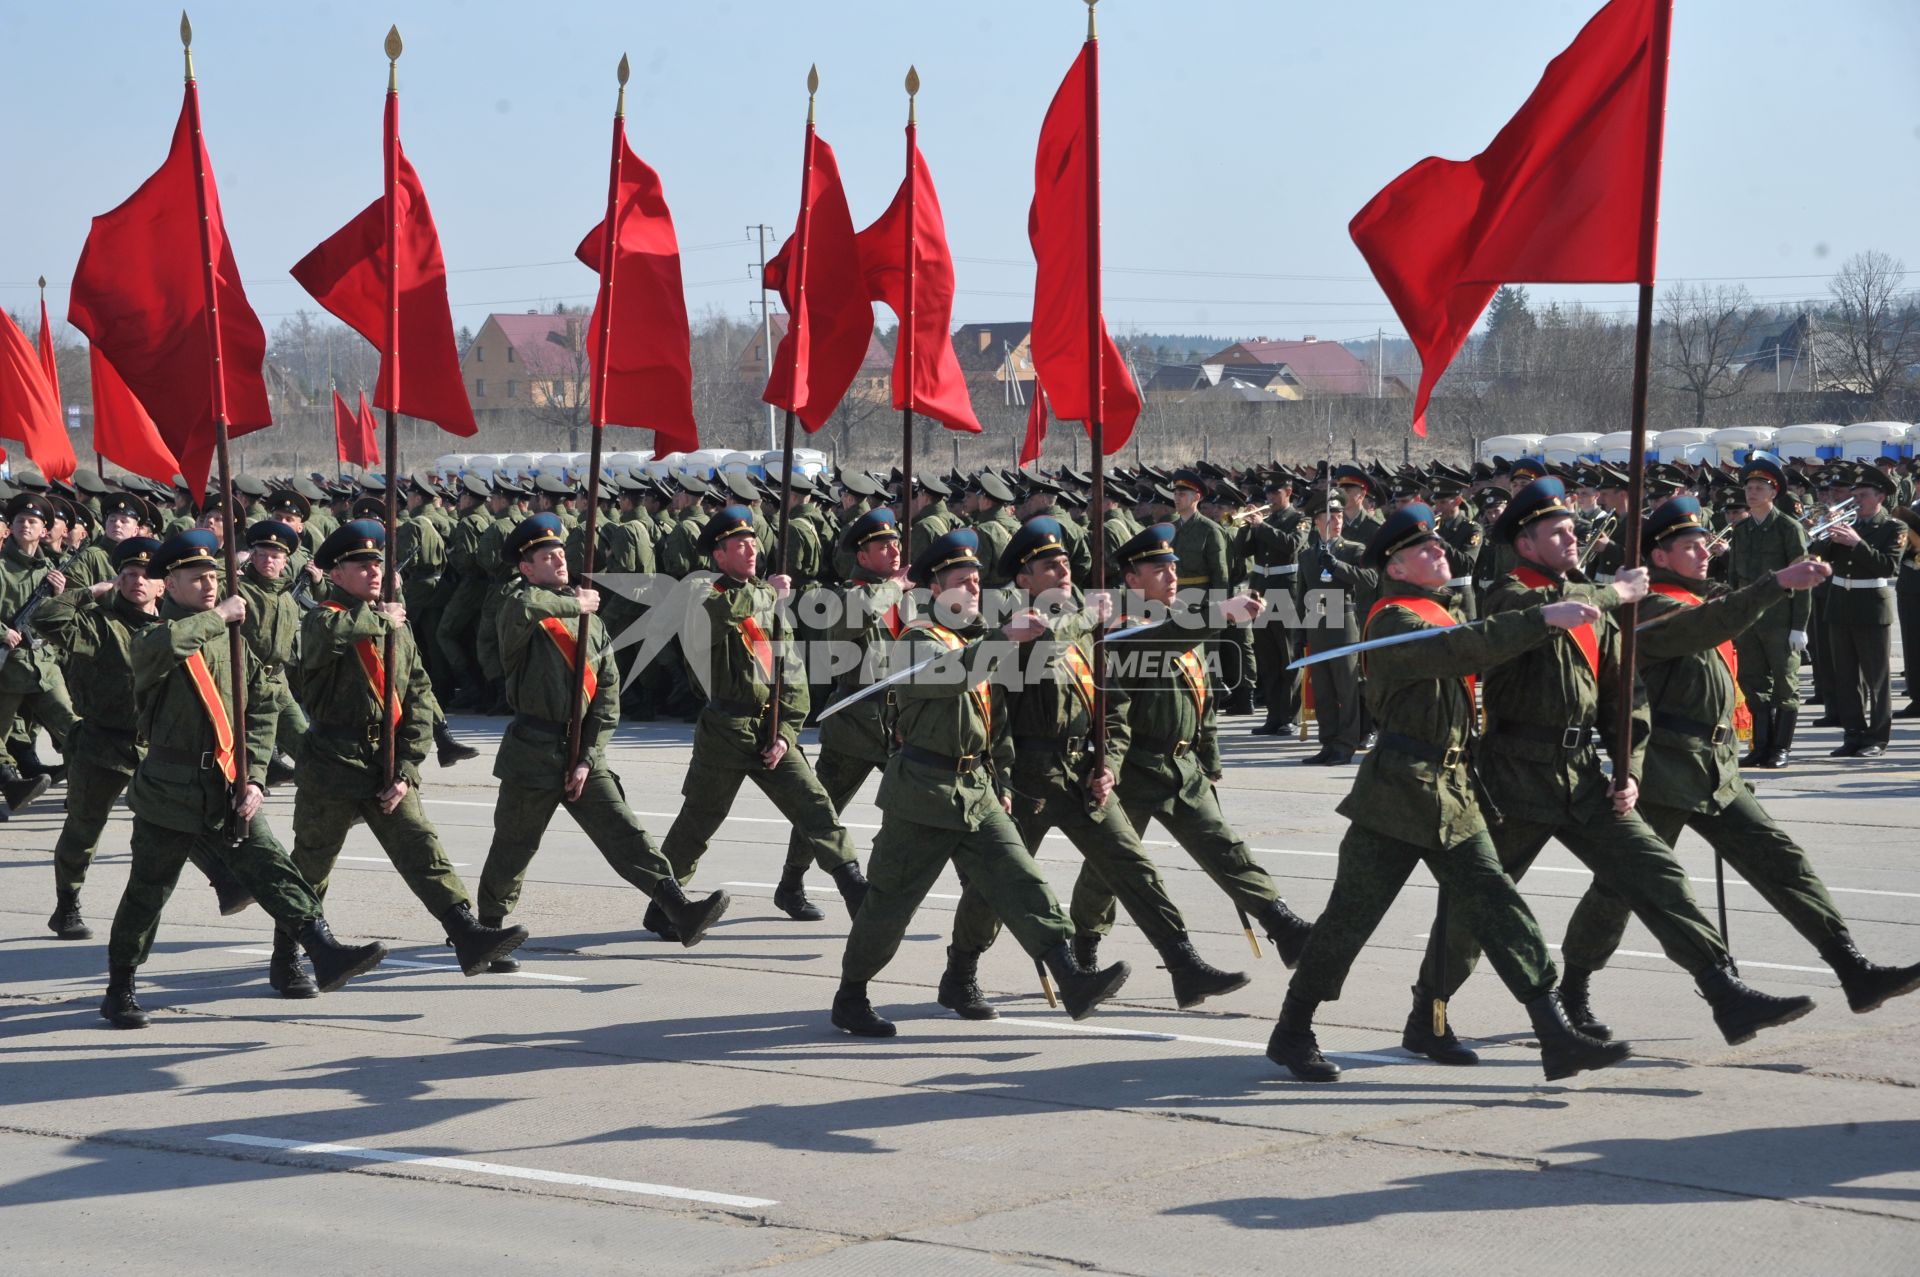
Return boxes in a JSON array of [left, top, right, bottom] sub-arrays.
[[954, 753, 976, 773], [199, 750, 214, 770], [1560, 726, 1586, 749], [1441, 744, 1464, 768], [1172, 740, 1191, 758], [1710, 725, 1730, 746]]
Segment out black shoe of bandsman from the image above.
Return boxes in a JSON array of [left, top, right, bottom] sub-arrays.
[[649, 880, 729, 948], [1267, 993, 1339, 1081], [1527, 990, 1632, 1081], [48, 888, 92, 941], [831, 861, 870, 918], [1041, 940, 1131, 1021], [1401, 983, 1478, 1064], [1257, 899, 1313, 968], [937, 945, 997, 1020], [832, 982, 897, 1037], [101, 965, 149, 1029], [297, 918, 387, 993], [773, 869, 826, 921], [1820, 932, 1920, 1015], [269, 927, 318, 998], [1298, 748, 1333, 766], [1157, 934, 1250, 1009], [442, 903, 529, 976], [1696, 962, 1815, 1045]]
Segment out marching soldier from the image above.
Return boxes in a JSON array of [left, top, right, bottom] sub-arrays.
[[1726, 455, 1810, 768], [1246, 471, 1308, 735], [475, 513, 730, 952], [474, 477, 530, 714], [100, 529, 388, 1028], [945, 518, 1250, 1012], [276, 519, 527, 997], [1813, 465, 1902, 757], [1069, 523, 1315, 966], [439, 474, 498, 710], [907, 474, 955, 563], [777, 508, 906, 920], [0, 491, 77, 811], [832, 528, 1133, 1036], [67, 490, 154, 588], [235, 518, 310, 786], [1557, 498, 1919, 1036], [1265, 503, 1630, 1082], [656, 505, 867, 928]]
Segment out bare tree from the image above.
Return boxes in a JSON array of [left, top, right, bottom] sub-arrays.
[[1658, 282, 1762, 426], [1825, 250, 1920, 403], [523, 305, 591, 452]]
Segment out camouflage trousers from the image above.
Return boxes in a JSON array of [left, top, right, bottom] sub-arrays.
[[290, 755, 469, 922], [478, 769, 674, 919], [783, 747, 880, 876], [1069, 790, 1282, 939]]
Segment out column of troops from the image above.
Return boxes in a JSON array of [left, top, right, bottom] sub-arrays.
[[7, 444, 1917, 1080]]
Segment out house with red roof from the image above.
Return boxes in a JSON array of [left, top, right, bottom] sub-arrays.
[[460, 312, 593, 421], [1200, 336, 1408, 397]]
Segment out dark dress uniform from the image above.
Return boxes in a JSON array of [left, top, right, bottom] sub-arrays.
[[1245, 504, 1308, 732], [1294, 517, 1372, 760], [1813, 494, 1902, 755], [1726, 466, 1811, 764]]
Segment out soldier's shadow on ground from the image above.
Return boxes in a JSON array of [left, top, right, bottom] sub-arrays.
[[1164, 1119, 1920, 1227]]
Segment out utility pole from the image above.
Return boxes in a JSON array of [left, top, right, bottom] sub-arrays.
[[1375, 327, 1384, 398], [749, 223, 777, 450]]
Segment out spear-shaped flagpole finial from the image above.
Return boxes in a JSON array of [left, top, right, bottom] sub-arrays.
[[616, 52, 630, 117], [386, 24, 402, 91], [807, 63, 819, 124], [37, 276, 47, 294], [1087, 0, 1098, 39], [906, 65, 919, 125], [180, 10, 194, 80]]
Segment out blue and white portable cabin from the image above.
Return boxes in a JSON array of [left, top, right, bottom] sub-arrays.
[[1541, 433, 1602, 465], [1649, 429, 1712, 464], [1774, 424, 1841, 462], [1839, 421, 1912, 461], [1594, 432, 1634, 464], [1477, 434, 1545, 464], [1707, 427, 1777, 465]]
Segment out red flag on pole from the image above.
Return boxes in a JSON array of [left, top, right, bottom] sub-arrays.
[[1350, 0, 1670, 437], [291, 93, 475, 438], [573, 136, 698, 456], [1028, 46, 1141, 457], [353, 392, 381, 469], [761, 133, 872, 432], [330, 389, 372, 468], [1020, 381, 1050, 466], [90, 345, 180, 483], [35, 297, 62, 414], [0, 310, 77, 480], [67, 85, 272, 495], [856, 136, 980, 434]]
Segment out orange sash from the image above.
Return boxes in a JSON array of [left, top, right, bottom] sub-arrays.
[[321, 601, 403, 728], [911, 621, 991, 734], [1060, 642, 1098, 720], [539, 616, 599, 700], [881, 601, 902, 639], [739, 615, 774, 681], [182, 651, 239, 782], [1365, 595, 1475, 706], [1174, 647, 1208, 719], [1647, 583, 1738, 684], [1513, 565, 1600, 678]]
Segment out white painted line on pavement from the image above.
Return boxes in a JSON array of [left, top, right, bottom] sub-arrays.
[[1410, 936, 1829, 976], [207, 1134, 777, 1208], [995, 1016, 1414, 1066], [722, 880, 960, 901], [226, 948, 585, 984], [338, 855, 470, 867]]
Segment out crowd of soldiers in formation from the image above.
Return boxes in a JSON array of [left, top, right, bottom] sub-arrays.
[[6, 441, 1918, 1082]]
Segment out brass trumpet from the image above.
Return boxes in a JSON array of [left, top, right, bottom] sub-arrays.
[[1221, 504, 1270, 527]]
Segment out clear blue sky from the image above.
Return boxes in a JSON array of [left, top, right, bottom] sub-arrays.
[[5, 0, 1917, 348]]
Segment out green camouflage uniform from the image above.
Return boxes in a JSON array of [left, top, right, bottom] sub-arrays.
[[235, 560, 307, 757], [0, 543, 78, 757]]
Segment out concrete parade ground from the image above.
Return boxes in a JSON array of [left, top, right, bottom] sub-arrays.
[[3, 693, 1917, 1274]]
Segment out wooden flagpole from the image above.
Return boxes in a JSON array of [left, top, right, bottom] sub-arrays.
[[378, 26, 404, 787]]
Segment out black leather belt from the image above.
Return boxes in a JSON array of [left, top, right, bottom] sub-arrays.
[[1490, 720, 1595, 750], [1375, 730, 1466, 769], [1652, 710, 1732, 746], [512, 713, 569, 736], [705, 698, 768, 719], [1132, 734, 1193, 759], [146, 744, 216, 770], [898, 744, 985, 774], [314, 720, 384, 745], [1014, 735, 1088, 756]]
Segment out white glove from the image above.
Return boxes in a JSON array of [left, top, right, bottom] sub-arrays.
[[1789, 629, 1808, 653]]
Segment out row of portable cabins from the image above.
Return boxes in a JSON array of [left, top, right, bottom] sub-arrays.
[[1479, 423, 1914, 467], [424, 448, 832, 486]]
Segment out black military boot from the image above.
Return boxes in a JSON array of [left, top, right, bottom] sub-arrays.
[[1695, 962, 1816, 1045], [1738, 700, 1773, 767], [1557, 964, 1611, 1040], [0, 764, 50, 818], [649, 879, 730, 948], [485, 680, 512, 717], [212, 874, 256, 917], [479, 915, 522, 972], [264, 750, 297, 787], [296, 918, 388, 993], [1817, 932, 1920, 1014], [937, 946, 997, 1020], [772, 867, 825, 921], [269, 927, 318, 998], [1040, 940, 1131, 1021], [1762, 705, 1798, 769], [642, 900, 681, 942], [16, 744, 67, 786], [48, 888, 92, 940], [1257, 898, 1313, 968], [1401, 983, 1478, 1064], [1156, 934, 1252, 1009], [1071, 932, 1100, 971], [1526, 990, 1633, 1081], [829, 861, 869, 917], [101, 965, 149, 1029], [831, 980, 896, 1037], [1266, 992, 1338, 1081], [434, 721, 479, 766], [441, 903, 529, 976]]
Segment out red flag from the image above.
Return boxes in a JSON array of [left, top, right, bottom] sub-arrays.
[[67, 84, 272, 495], [0, 311, 77, 480], [573, 134, 698, 456], [1020, 382, 1050, 466], [90, 345, 181, 483], [35, 298, 62, 414], [1028, 45, 1141, 457], [328, 389, 368, 468], [1350, 0, 1671, 436], [761, 131, 873, 431], [353, 392, 381, 469], [291, 94, 476, 437], [856, 133, 981, 433]]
